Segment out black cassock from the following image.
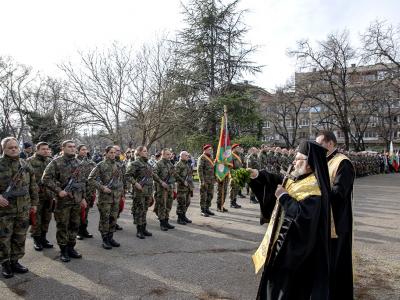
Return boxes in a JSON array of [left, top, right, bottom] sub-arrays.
[[250, 171, 330, 300], [328, 150, 355, 300]]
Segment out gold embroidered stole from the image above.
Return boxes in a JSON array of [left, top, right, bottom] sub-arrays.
[[252, 174, 320, 274], [327, 152, 352, 238]]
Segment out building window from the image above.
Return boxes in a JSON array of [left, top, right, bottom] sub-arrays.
[[300, 119, 310, 127], [264, 121, 270, 129]]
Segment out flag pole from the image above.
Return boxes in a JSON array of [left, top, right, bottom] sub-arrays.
[[221, 105, 228, 211]]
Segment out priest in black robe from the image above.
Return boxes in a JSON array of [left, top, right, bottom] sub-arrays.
[[249, 141, 331, 300], [316, 131, 355, 300]]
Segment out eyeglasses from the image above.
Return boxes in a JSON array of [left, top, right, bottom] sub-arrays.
[[293, 158, 307, 162]]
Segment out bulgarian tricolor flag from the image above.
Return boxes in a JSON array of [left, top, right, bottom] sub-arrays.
[[389, 141, 399, 172], [215, 106, 233, 181]]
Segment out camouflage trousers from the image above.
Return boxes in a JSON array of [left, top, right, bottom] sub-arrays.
[[131, 193, 150, 226], [176, 189, 191, 215], [97, 200, 119, 234], [199, 182, 214, 210], [53, 202, 81, 247], [0, 210, 29, 263], [229, 179, 240, 203], [154, 188, 173, 220], [216, 178, 229, 207], [31, 198, 52, 237]]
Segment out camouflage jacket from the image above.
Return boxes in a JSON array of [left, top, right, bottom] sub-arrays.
[[258, 150, 270, 170], [125, 157, 162, 197], [88, 158, 125, 202], [231, 152, 243, 170], [0, 155, 39, 211], [41, 154, 86, 203], [76, 155, 97, 198], [154, 158, 176, 189], [246, 153, 260, 170], [27, 153, 53, 200], [175, 160, 194, 191], [197, 154, 215, 184]]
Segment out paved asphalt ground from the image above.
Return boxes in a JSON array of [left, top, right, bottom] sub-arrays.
[[0, 173, 399, 299]]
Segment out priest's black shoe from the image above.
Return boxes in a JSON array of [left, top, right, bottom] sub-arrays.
[[68, 245, 82, 258], [205, 208, 215, 216], [142, 224, 152, 236], [33, 236, 43, 251], [41, 233, 54, 248], [11, 261, 29, 274], [108, 233, 120, 247], [2, 261, 13, 278], [115, 224, 123, 230]]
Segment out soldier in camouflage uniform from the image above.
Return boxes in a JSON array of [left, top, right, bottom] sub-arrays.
[[197, 144, 215, 217], [154, 149, 176, 231], [246, 147, 260, 204], [0, 137, 38, 278], [229, 144, 243, 209], [174, 151, 194, 225], [88, 146, 126, 249], [258, 144, 269, 170], [27, 142, 54, 251], [125, 146, 166, 239], [76, 144, 97, 240], [42, 140, 87, 263], [113, 145, 126, 231]]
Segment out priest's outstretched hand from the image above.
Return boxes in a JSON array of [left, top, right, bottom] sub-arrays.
[[275, 184, 288, 199]]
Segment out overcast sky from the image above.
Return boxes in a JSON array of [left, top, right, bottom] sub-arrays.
[[1, 0, 399, 91]]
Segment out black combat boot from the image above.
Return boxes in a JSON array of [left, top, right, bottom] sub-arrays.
[[205, 208, 215, 216], [177, 214, 187, 225], [102, 234, 112, 250], [60, 246, 71, 262], [183, 214, 192, 223], [67, 244, 82, 258], [136, 225, 145, 239], [2, 261, 14, 278], [41, 232, 54, 248], [160, 220, 169, 231], [201, 209, 209, 217], [108, 233, 120, 247], [230, 200, 241, 209], [82, 226, 93, 238], [142, 224, 152, 237], [115, 223, 123, 230], [238, 191, 246, 198], [10, 260, 29, 273], [76, 227, 85, 240], [33, 236, 43, 251], [165, 219, 175, 229], [217, 205, 228, 212]]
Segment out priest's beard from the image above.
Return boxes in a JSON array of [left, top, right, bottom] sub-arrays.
[[291, 164, 308, 178]]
